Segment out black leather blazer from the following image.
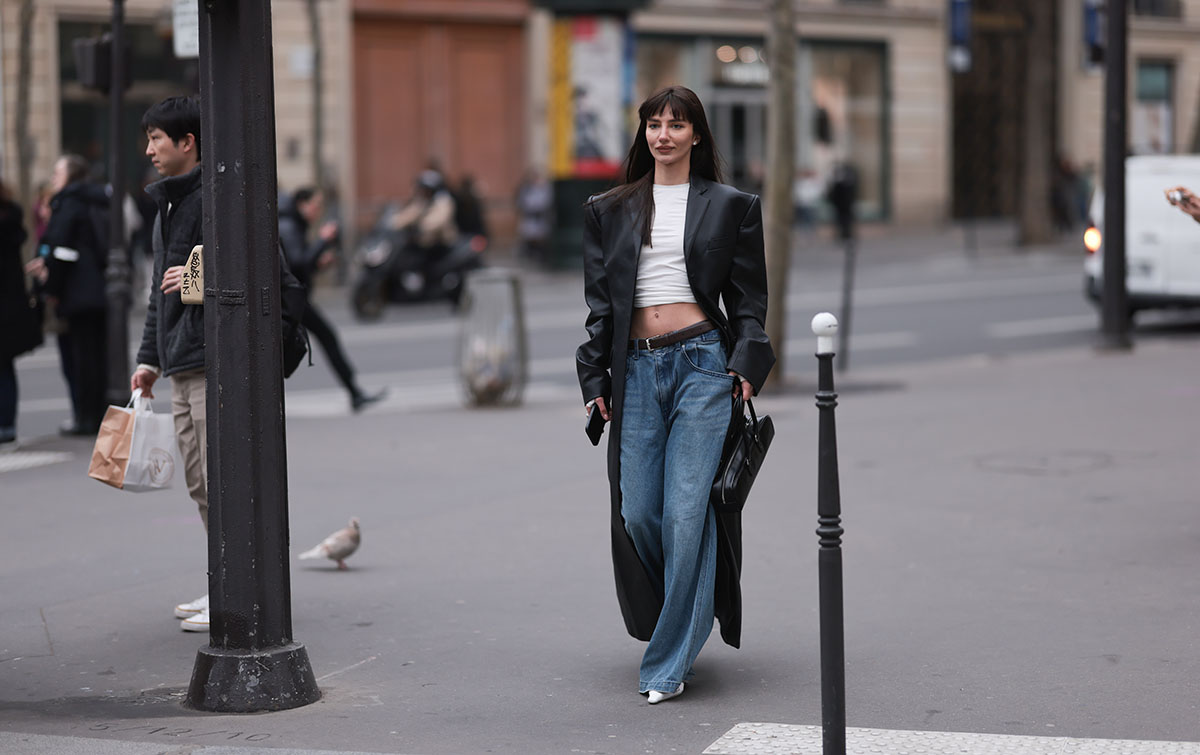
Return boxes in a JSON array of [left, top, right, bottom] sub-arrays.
[[575, 175, 775, 647]]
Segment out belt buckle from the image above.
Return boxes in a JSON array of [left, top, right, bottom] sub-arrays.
[[644, 334, 662, 351]]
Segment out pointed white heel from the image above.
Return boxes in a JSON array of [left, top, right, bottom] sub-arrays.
[[647, 683, 684, 704]]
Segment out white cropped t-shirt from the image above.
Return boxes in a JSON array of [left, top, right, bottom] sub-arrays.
[[634, 183, 695, 308]]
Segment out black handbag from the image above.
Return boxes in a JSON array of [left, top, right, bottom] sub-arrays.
[[8, 292, 44, 359], [710, 394, 774, 513]]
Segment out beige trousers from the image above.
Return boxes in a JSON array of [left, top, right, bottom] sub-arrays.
[[170, 368, 208, 531]]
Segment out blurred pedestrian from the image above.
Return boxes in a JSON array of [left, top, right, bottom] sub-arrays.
[[128, 96, 211, 632], [391, 170, 458, 266], [279, 187, 384, 411], [825, 161, 858, 242], [34, 154, 110, 436], [577, 85, 774, 704], [452, 174, 488, 239], [32, 182, 52, 240], [516, 168, 553, 266], [0, 182, 31, 446]]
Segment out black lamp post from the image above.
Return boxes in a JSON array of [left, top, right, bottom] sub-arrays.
[[1101, 0, 1131, 349], [184, 0, 319, 713], [812, 312, 846, 755], [104, 0, 131, 406]]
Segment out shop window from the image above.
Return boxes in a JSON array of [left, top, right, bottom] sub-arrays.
[[807, 43, 887, 219], [1132, 59, 1174, 154], [1132, 0, 1182, 18], [635, 37, 688, 104], [58, 20, 196, 187]]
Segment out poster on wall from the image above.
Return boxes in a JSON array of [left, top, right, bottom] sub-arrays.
[[549, 16, 632, 179]]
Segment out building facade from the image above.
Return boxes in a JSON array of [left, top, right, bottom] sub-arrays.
[[4, 0, 1200, 240], [0, 0, 352, 214]]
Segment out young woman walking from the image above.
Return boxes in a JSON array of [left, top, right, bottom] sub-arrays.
[[577, 85, 775, 704]]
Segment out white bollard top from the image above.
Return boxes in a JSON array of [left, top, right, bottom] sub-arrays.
[[811, 312, 839, 355]]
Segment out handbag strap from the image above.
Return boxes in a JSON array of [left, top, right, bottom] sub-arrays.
[[746, 397, 759, 432]]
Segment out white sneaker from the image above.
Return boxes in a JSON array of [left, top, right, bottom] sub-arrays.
[[174, 593, 208, 619], [647, 683, 684, 704], [180, 609, 210, 632]]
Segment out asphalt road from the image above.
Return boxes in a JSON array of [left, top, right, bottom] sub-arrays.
[[12, 229, 1199, 441], [4, 231, 1200, 755]]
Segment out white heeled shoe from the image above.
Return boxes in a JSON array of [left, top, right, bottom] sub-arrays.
[[647, 683, 684, 704]]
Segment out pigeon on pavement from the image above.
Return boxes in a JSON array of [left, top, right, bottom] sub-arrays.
[[298, 517, 361, 570]]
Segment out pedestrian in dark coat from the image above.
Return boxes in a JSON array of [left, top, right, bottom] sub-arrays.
[[0, 185, 31, 444], [38, 154, 110, 434], [279, 187, 384, 411], [576, 85, 774, 704]]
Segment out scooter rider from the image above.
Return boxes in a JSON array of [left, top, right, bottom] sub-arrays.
[[390, 170, 458, 269]]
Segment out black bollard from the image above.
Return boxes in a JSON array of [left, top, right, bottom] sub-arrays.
[[812, 312, 846, 755], [184, 0, 319, 713]]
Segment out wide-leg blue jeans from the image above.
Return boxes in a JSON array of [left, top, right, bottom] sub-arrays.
[[620, 330, 732, 693]]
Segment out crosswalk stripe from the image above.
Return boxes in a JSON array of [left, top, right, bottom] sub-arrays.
[[704, 723, 1200, 754]]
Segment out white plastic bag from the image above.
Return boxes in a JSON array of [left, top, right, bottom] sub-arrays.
[[90, 390, 179, 492], [123, 390, 180, 492]]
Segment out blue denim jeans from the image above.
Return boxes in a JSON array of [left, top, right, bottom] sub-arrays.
[[620, 330, 733, 693]]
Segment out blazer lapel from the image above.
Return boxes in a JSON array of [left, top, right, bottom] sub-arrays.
[[683, 178, 711, 269]]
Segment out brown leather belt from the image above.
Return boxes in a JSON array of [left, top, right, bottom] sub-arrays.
[[628, 320, 716, 351]]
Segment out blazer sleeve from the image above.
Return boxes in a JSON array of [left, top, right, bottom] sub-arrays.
[[723, 195, 775, 392], [575, 200, 613, 403]]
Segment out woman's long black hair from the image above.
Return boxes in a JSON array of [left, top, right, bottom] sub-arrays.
[[593, 85, 725, 246]]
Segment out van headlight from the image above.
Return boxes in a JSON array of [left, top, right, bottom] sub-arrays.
[[1083, 226, 1102, 254]]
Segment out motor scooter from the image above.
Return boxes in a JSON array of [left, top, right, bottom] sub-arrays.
[[351, 205, 487, 321]]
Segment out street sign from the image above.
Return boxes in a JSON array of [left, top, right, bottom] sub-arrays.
[[173, 0, 199, 59]]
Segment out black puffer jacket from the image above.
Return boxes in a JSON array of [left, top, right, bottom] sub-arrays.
[[40, 182, 109, 316], [137, 165, 204, 376]]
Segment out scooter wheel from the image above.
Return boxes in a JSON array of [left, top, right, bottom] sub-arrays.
[[352, 281, 386, 322]]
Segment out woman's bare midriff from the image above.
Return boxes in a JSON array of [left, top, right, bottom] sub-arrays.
[[630, 302, 709, 339]]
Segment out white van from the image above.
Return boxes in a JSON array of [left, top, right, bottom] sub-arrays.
[[1084, 155, 1200, 317]]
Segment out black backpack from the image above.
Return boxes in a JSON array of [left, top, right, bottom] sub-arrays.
[[278, 249, 310, 378]]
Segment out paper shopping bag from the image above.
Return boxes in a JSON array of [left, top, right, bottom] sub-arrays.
[[122, 394, 180, 492], [88, 404, 135, 488], [87, 391, 180, 492]]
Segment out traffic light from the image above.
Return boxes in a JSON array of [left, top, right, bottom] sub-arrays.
[[72, 33, 131, 94]]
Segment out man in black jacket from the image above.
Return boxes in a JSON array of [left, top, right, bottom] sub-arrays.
[[279, 188, 383, 411], [129, 96, 212, 632]]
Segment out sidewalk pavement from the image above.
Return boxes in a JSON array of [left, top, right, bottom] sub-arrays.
[[2, 332, 1198, 754]]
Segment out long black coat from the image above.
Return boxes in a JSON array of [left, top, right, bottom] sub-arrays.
[[576, 176, 775, 648], [0, 199, 30, 360], [40, 183, 109, 316]]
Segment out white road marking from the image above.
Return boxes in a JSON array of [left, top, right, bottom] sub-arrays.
[[987, 314, 1098, 338], [0, 450, 74, 474], [315, 655, 379, 683], [704, 723, 1200, 754]]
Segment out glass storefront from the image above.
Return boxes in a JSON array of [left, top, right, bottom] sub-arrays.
[[58, 20, 196, 187], [635, 34, 889, 220]]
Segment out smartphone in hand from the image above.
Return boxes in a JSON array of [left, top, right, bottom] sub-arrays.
[[586, 402, 607, 446]]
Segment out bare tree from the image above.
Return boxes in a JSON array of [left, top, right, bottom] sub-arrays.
[[763, 0, 796, 388], [305, 0, 324, 188], [15, 0, 35, 213], [1018, 0, 1056, 244]]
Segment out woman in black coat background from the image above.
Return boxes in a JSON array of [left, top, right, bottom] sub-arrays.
[[0, 183, 30, 445], [576, 86, 774, 704], [35, 155, 110, 435]]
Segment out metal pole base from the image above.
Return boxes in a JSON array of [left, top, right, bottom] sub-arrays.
[[185, 642, 320, 713]]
